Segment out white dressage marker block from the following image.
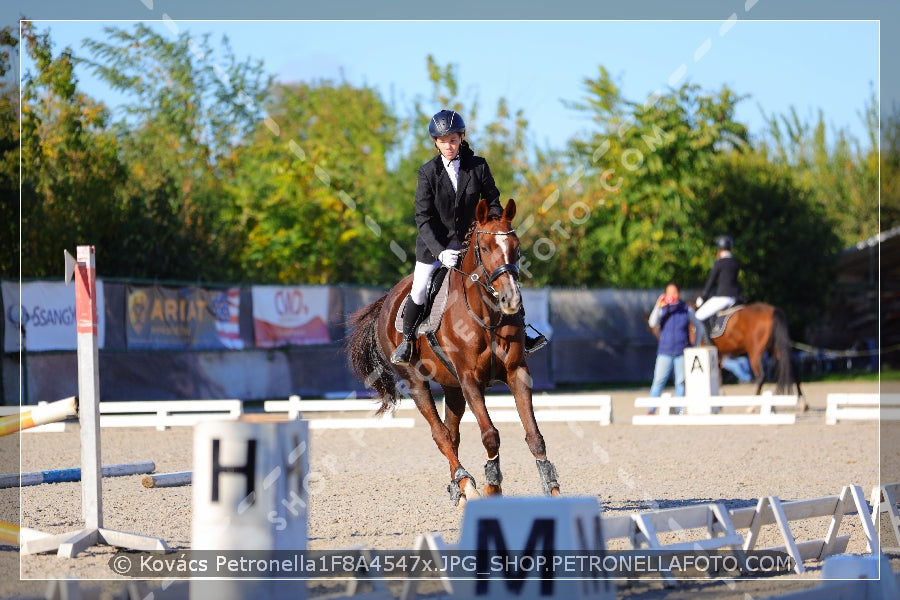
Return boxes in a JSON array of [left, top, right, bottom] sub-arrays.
[[826, 393, 900, 424], [453, 497, 615, 600], [457, 394, 612, 425], [684, 346, 719, 410], [191, 419, 309, 600], [633, 392, 798, 425]]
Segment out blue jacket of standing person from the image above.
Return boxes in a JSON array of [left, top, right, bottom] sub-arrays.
[[652, 301, 693, 356]]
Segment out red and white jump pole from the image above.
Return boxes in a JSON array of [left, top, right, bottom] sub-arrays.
[[21, 246, 168, 557]]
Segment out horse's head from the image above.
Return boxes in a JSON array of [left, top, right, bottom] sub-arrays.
[[463, 198, 522, 315]]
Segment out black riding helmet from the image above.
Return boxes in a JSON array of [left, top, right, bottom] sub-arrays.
[[716, 235, 733, 250], [429, 110, 466, 138]]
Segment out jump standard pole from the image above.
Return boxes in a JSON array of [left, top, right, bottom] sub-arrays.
[[21, 246, 168, 557]]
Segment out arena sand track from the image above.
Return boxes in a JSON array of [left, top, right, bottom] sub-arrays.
[[1, 380, 897, 599]]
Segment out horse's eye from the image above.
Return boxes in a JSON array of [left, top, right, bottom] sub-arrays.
[[480, 246, 489, 253]]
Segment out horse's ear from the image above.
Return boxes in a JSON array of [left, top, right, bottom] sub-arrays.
[[503, 198, 516, 222], [476, 198, 489, 224]]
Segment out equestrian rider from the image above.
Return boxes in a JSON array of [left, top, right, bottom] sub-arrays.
[[390, 109, 547, 365], [694, 235, 744, 342]]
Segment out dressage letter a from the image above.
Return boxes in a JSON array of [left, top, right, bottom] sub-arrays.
[[690, 355, 704, 373]]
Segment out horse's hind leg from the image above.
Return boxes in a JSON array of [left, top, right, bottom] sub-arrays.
[[748, 350, 766, 395], [408, 378, 478, 507], [507, 366, 560, 496]]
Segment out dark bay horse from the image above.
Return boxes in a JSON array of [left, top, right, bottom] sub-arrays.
[[345, 198, 560, 508], [709, 303, 804, 404]]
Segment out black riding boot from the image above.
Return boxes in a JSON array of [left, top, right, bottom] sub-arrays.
[[390, 296, 424, 366]]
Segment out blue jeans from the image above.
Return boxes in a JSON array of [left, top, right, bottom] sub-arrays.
[[650, 353, 685, 397], [722, 355, 753, 383]]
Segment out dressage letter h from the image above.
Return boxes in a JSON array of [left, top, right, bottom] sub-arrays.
[[210, 438, 257, 504]]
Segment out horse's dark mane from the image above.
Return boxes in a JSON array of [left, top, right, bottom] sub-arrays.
[[459, 215, 505, 260]]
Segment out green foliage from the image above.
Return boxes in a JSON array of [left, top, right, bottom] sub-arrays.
[[757, 91, 880, 246], [78, 23, 272, 281], [6, 24, 887, 345], [0, 27, 19, 279], [532, 72, 749, 288], [230, 80, 406, 284], [17, 23, 125, 278], [700, 151, 842, 334], [882, 107, 900, 231]]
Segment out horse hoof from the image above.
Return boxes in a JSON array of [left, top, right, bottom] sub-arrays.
[[483, 484, 502, 497], [550, 487, 561, 497], [463, 479, 481, 500]]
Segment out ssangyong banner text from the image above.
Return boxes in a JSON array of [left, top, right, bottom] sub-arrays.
[[2, 280, 106, 352]]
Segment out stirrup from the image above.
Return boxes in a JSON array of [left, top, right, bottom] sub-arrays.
[[524, 333, 548, 357], [390, 338, 414, 365]]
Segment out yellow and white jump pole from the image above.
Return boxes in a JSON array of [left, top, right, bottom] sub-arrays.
[[0, 396, 78, 437]]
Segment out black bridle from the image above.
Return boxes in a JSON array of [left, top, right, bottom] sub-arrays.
[[469, 228, 520, 299], [448, 228, 521, 330]]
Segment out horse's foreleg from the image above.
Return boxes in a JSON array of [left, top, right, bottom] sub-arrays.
[[410, 381, 476, 507], [508, 366, 561, 496], [458, 376, 501, 498]]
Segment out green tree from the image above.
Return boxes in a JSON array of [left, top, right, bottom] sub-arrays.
[[80, 23, 271, 280], [545, 69, 749, 287], [230, 80, 404, 285], [700, 151, 842, 334], [17, 23, 124, 278], [758, 93, 879, 246], [0, 27, 19, 278], [882, 106, 900, 231]]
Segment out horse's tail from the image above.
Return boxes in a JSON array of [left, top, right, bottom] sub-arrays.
[[345, 294, 398, 415], [770, 307, 800, 396]]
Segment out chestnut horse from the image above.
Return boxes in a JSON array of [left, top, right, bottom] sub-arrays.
[[345, 198, 560, 507], [709, 303, 804, 402]]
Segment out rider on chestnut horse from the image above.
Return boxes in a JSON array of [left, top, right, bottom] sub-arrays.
[[695, 235, 745, 343], [390, 109, 546, 366]]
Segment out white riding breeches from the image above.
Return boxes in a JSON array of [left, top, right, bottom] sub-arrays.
[[410, 260, 441, 305], [695, 296, 735, 321]]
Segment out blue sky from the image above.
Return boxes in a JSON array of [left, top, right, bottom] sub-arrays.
[[24, 20, 879, 151]]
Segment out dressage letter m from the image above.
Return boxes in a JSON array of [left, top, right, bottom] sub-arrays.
[[475, 517, 555, 595]]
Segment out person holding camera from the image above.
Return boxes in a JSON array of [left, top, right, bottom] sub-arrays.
[[646, 283, 701, 414]]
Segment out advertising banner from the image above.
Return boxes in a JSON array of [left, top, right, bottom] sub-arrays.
[[251, 286, 331, 348], [2, 280, 106, 352], [126, 285, 244, 350]]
